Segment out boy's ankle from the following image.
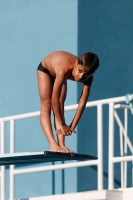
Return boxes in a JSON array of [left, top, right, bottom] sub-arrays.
[[49, 141, 58, 147], [59, 143, 65, 147]]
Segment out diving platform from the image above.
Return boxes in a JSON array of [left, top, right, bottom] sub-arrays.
[[0, 151, 98, 166]]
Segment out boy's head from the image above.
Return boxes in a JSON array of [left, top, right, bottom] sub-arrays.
[[78, 52, 99, 74]]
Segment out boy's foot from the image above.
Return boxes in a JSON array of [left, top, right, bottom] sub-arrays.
[[49, 143, 69, 153], [59, 145, 75, 154]]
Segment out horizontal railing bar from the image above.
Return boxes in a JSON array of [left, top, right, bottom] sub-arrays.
[[84, 96, 125, 107], [0, 96, 126, 122], [0, 111, 40, 122], [65, 96, 126, 111], [114, 104, 130, 109], [112, 156, 133, 163], [12, 160, 98, 175]]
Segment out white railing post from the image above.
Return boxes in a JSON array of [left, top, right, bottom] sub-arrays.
[[124, 108, 128, 188], [0, 122, 5, 200], [114, 110, 133, 154], [97, 104, 103, 190], [120, 127, 124, 188], [10, 120, 15, 200], [108, 102, 114, 190]]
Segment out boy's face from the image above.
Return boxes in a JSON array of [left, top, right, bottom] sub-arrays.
[[72, 61, 91, 82]]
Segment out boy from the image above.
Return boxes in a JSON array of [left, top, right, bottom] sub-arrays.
[[37, 51, 99, 153]]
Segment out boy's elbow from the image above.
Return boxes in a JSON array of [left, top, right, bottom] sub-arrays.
[[78, 102, 86, 109], [79, 98, 87, 108]]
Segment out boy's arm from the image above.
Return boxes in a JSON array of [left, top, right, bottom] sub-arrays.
[[52, 72, 66, 125], [70, 76, 93, 130], [52, 71, 74, 135]]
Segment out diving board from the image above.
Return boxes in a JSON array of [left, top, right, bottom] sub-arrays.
[[0, 151, 98, 166]]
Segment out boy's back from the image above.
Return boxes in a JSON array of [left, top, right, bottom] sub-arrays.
[[42, 51, 78, 77]]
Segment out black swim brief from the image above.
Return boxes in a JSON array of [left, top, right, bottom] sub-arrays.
[[37, 62, 55, 83]]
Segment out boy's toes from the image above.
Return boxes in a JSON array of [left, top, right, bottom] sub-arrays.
[[58, 149, 66, 153], [70, 150, 75, 154]]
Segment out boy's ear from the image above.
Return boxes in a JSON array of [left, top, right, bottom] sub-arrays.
[[75, 60, 78, 65]]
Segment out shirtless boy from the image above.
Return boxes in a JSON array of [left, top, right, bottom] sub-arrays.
[[37, 51, 99, 153]]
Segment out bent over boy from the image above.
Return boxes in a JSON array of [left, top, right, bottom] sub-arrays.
[[37, 51, 99, 153]]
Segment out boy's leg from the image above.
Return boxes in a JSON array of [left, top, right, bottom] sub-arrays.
[[54, 82, 74, 153], [37, 70, 66, 152]]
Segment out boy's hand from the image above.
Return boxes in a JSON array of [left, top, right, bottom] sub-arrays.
[[56, 125, 76, 136]]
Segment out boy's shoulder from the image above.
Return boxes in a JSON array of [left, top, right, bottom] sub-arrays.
[[81, 75, 93, 87]]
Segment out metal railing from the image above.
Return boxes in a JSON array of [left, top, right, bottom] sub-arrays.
[[0, 95, 133, 200], [108, 103, 133, 190], [0, 121, 5, 200]]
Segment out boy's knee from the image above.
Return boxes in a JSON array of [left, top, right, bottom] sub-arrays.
[[41, 99, 51, 111]]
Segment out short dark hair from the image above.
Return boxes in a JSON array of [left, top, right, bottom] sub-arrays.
[[78, 52, 99, 74]]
